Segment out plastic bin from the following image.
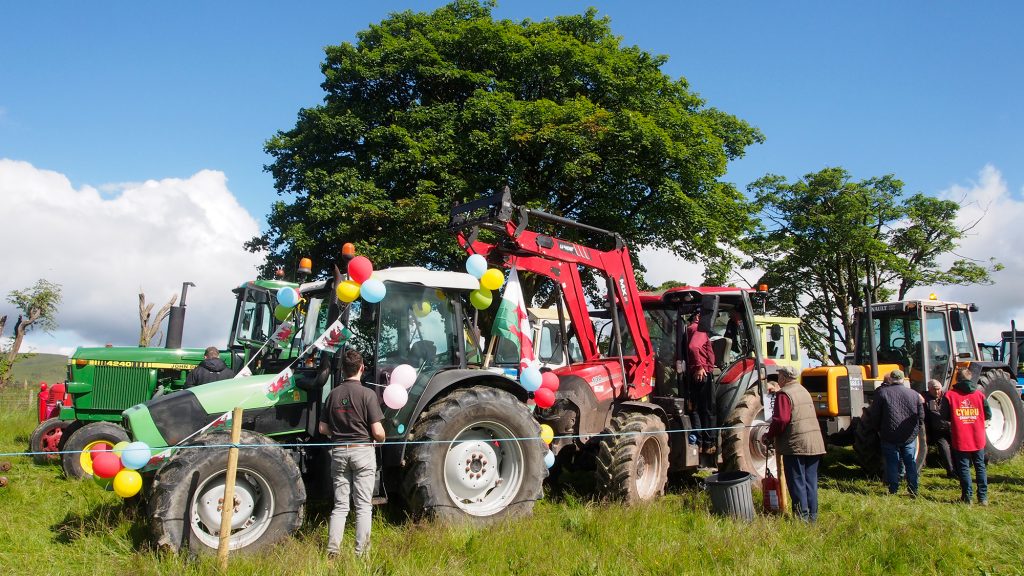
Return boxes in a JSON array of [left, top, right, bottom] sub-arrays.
[[705, 470, 755, 521]]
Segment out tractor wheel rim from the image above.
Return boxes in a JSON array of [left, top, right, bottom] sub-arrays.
[[635, 436, 663, 499], [442, 420, 524, 517], [987, 390, 1017, 451], [42, 427, 63, 454], [191, 468, 275, 550], [749, 408, 777, 477], [79, 440, 112, 476]]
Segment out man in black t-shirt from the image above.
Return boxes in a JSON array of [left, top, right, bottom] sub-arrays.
[[318, 349, 385, 557]]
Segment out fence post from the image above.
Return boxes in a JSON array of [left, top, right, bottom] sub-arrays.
[[217, 406, 244, 573]]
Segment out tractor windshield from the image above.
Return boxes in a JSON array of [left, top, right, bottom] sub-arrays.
[[230, 287, 275, 346], [856, 308, 928, 388]]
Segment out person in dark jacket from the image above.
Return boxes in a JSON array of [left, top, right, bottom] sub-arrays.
[[924, 379, 954, 477], [864, 369, 925, 497], [763, 365, 827, 521], [184, 346, 235, 388]]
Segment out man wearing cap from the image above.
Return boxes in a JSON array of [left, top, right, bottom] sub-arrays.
[[864, 369, 925, 497], [763, 365, 826, 521], [923, 379, 954, 478]]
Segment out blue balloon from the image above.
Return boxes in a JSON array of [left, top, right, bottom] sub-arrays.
[[277, 287, 300, 308], [520, 367, 542, 392], [466, 254, 488, 279], [120, 441, 152, 470], [544, 449, 556, 468], [360, 279, 387, 303]]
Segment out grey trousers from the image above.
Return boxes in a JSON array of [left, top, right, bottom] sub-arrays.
[[328, 446, 376, 554]]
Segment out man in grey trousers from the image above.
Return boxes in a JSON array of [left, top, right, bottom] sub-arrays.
[[318, 349, 385, 557]]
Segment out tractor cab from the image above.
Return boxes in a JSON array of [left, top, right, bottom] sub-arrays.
[[227, 279, 304, 372]]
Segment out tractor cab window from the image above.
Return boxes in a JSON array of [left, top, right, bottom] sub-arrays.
[[788, 327, 799, 362], [857, 309, 924, 385], [765, 325, 785, 360], [231, 287, 274, 346], [925, 312, 951, 383], [950, 309, 977, 360], [377, 284, 456, 376], [299, 294, 332, 350]]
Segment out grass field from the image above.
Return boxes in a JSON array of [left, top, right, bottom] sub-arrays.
[[1, 387, 1022, 576], [7, 353, 67, 386]]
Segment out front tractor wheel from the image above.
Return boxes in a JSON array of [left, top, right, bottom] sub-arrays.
[[403, 386, 546, 522], [977, 370, 1024, 461], [596, 412, 669, 502], [721, 388, 777, 488], [149, 430, 305, 554], [29, 418, 69, 465], [61, 422, 129, 479]]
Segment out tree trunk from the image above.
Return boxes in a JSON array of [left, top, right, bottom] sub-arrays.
[[0, 315, 6, 339], [7, 308, 39, 363], [139, 291, 178, 347]]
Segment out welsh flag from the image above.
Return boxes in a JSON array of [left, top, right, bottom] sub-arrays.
[[270, 321, 294, 348], [265, 367, 294, 398], [492, 268, 537, 369], [313, 318, 351, 353]]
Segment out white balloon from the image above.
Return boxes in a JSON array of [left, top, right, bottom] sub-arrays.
[[391, 364, 418, 389], [383, 383, 409, 410]]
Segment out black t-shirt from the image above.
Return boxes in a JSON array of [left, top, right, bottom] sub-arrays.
[[320, 379, 384, 443]]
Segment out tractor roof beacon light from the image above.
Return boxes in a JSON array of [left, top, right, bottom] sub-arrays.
[[298, 258, 312, 276], [929, 293, 938, 301], [274, 268, 285, 279], [341, 243, 356, 268]]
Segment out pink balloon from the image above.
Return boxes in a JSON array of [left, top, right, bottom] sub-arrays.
[[540, 371, 560, 392], [391, 364, 417, 389], [348, 256, 373, 284], [383, 383, 409, 410]]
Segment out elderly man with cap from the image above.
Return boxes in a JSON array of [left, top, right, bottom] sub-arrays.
[[762, 365, 826, 521], [864, 369, 925, 497], [924, 379, 954, 478]]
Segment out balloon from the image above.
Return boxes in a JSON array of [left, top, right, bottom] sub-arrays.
[[112, 441, 130, 458], [434, 289, 447, 301], [413, 301, 432, 318], [277, 287, 300, 308], [348, 256, 373, 284], [469, 288, 492, 310], [540, 424, 554, 445], [534, 387, 556, 409], [112, 469, 143, 498], [360, 278, 387, 303], [465, 254, 488, 279], [480, 268, 505, 291], [274, 304, 292, 322], [93, 474, 114, 492], [120, 441, 152, 470], [92, 451, 123, 479], [390, 364, 417, 389], [520, 367, 542, 392], [90, 443, 112, 454], [544, 449, 556, 469], [336, 280, 360, 303], [540, 371, 560, 392], [383, 383, 409, 410]]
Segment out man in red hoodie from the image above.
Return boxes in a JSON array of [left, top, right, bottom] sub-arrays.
[[941, 367, 992, 505]]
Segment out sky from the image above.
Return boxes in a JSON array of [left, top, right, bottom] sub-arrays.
[[1, 1, 1022, 356]]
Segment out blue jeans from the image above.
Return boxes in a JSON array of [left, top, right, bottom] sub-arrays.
[[955, 450, 988, 503], [881, 440, 918, 495], [783, 454, 820, 521]]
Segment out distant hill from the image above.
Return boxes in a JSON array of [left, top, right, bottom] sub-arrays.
[[8, 353, 67, 385]]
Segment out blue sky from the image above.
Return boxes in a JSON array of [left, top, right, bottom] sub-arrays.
[[2, 1, 1023, 352]]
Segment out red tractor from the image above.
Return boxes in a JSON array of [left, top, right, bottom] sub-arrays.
[[29, 382, 72, 464]]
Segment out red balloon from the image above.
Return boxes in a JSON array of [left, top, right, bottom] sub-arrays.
[[91, 443, 112, 454], [540, 372, 560, 392], [92, 451, 123, 479], [534, 387, 556, 409], [348, 256, 373, 284]]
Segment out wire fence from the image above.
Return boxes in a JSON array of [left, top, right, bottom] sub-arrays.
[[0, 384, 39, 411]]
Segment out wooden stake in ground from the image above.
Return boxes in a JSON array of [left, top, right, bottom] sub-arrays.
[[217, 406, 244, 572], [775, 451, 789, 517]]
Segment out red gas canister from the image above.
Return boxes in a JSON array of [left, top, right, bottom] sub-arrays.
[[762, 469, 781, 514]]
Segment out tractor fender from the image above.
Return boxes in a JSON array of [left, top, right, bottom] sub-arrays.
[[611, 400, 667, 420]]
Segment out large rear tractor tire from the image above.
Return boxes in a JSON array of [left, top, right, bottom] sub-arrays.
[[149, 430, 305, 554], [721, 388, 776, 489], [61, 422, 129, 479], [403, 386, 546, 522], [853, 407, 927, 478], [978, 370, 1024, 461], [596, 411, 669, 502], [29, 418, 68, 465]]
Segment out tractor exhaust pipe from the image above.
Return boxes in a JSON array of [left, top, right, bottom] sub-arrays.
[[1011, 320, 1019, 379], [864, 286, 879, 379], [165, 282, 195, 349]]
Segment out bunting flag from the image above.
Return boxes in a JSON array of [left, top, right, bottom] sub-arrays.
[[492, 268, 537, 370], [270, 320, 295, 348], [147, 447, 173, 467], [207, 410, 233, 430], [265, 367, 295, 398], [313, 318, 351, 352]]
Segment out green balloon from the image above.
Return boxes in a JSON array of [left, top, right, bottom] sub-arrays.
[[470, 288, 493, 310], [274, 304, 293, 321], [93, 474, 113, 491]]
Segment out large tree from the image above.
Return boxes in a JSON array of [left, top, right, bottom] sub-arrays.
[[2, 279, 62, 385], [744, 168, 999, 365], [250, 0, 763, 289]]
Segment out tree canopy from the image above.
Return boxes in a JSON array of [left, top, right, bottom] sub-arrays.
[[250, 0, 763, 286], [2, 278, 62, 384], [744, 167, 999, 364]]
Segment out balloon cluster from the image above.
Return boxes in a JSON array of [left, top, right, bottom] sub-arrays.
[[539, 424, 556, 467], [383, 364, 416, 410], [275, 286, 301, 321], [519, 368, 559, 409], [91, 441, 151, 498], [337, 256, 387, 304], [465, 254, 505, 310]]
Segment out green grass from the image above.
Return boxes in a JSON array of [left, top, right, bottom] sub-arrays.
[[8, 353, 67, 385], [2, 387, 1022, 576]]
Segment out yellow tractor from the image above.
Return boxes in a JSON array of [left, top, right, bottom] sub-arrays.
[[802, 297, 1024, 474]]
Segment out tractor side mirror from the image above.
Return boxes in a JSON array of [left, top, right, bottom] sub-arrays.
[[698, 295, 719, 333], [770, 324, 783, 341], [950, 310, 964, 332]]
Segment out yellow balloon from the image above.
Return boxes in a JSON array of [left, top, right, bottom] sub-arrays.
[[540, 424, 554, 445], [480, 268, 505, 291], [112, 441, 131, 458], [413, 301, 431, 317], [336, 280, 361, 303], [112, 468, 143, 498]]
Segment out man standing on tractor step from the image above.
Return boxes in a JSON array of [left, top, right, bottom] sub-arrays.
[[686, 311, 717, 454], [319, 349, 385, 557], [762, 365, 826, 521], [864, 369, 925, 497], [184, 346, 235, 387], [924, 379, 954, 478], [941, 367, 991, 505]]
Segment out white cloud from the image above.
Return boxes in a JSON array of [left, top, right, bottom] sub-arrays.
[[0, 159, 263, 354], [639, 248, 764, 290], [906, 165, 1024, 343]]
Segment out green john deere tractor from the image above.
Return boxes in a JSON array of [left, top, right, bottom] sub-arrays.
[[30, 277, 307, 479]]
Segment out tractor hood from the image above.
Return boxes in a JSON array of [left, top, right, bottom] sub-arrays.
[[70, 346, 207, 369]]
